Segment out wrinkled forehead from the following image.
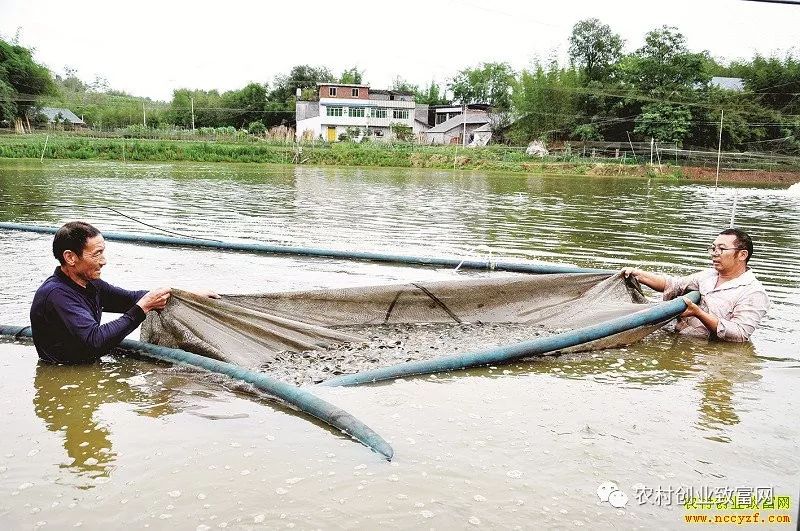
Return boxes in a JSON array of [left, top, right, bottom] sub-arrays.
[[712, 233, 738, 247], [83, 234, 106, 253]]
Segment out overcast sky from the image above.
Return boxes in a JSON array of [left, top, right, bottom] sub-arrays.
[[1, 0, 798, 101]]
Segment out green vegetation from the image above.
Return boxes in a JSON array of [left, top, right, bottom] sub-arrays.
[[449, 62, 515, 112], [537, 20, 800, 152], [0, 133, 598, 171], [1, 20, 799, 158], [0, 39, 56, 128], [3, 134, 795, 180]]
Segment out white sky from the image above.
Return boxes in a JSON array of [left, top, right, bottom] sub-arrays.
[[1, 0, 798, 101]]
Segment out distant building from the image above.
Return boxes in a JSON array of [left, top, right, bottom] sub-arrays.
[[423, 106, 494, 145], [295, 84, 500, 144], [430, 104, 465, 125], [295, 83, 422, 142], [709, 77, 745, 92], [36, 107, 86, 129]]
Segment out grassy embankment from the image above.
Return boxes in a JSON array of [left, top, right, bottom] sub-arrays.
[[0, 133, 682, 178]]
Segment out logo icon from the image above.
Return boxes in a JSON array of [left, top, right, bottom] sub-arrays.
[[597, 481, 629, 508]]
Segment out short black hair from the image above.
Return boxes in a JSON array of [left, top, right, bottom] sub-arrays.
[[719, 228, 753, 263], [53, 221, 101, 265]]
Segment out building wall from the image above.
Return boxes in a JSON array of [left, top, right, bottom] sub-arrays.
[[310, 125, 395, 143], [318, 98, 415, 141], [295, 101, 319, 121], [426, 132, 446, 144], [412, 120, 431, 135], [318, 84, 369, 100], [295, 115, 323, 140]]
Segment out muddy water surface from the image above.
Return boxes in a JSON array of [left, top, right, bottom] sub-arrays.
[[1, 160, 798, 529]]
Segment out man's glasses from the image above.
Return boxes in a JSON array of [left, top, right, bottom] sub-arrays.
[[707, 245, 744, 255]]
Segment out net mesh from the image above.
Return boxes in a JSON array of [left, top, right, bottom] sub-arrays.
[[141, 273, 658, 376]]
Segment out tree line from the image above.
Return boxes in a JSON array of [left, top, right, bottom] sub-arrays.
[[1, 19, 798, 153]]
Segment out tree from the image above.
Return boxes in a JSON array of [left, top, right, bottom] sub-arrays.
[[618, 26, 711, 95], [414, 81, 449, 105], [339, 66, 364, 84], [222, 82, 268, 128], [568, 18, 623, 83], [269, 65, 335, 127], [730, 53, 800, 115], [510, 60, 580, 142], [167, 88, 224, 128], [56, 66, 88, 93], [390, 77, 418, 94], [633, 102, 693, 144], [0, 38, 56, 127], [270, 65, 335, 104], [449, 62, 515, 111]]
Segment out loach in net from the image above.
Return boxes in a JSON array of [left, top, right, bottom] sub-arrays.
[[141, 273, 662, 385]]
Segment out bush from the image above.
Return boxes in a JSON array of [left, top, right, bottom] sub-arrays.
[[390, 122, 413, 142], [248, 121, 266, 135], [345, 127, 363, 142]]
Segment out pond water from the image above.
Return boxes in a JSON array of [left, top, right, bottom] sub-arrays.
[[1, 160, 798, 529]]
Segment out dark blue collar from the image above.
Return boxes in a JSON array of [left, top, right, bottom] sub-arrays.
[[53, 266, 97, 295]]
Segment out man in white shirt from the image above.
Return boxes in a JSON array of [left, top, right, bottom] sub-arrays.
[[622, 228, 769, 342]]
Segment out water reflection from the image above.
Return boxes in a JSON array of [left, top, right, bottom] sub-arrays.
[[505, 333, 762, 443], [33, 358, 178, 487], [694, 342, 761, 442]]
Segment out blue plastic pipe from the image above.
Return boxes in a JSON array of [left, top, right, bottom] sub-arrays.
[[0, 222, 608, 275], [0, 325, 393, 460], [320, 291, 700, 387]]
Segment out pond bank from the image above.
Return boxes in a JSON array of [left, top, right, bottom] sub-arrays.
[[1, 133, 798, 184]]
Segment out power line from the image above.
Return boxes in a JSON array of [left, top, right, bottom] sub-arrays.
[[741, 0, 800, 5]]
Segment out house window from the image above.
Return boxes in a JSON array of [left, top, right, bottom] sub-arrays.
[[329, 87, 337, 97], [349, 107, 365, 118], [392, 109, 409, 120], [351, 88, 359, 97], [372, 107, 387, 119], [326, 106, 343, 117], [435, 114, 447, 124]]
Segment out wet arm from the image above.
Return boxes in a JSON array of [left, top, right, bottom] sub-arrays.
[[681, 297, 720, 337], [622, 268, 667, 292]]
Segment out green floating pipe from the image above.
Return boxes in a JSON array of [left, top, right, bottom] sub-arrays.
[[0, 222, 608, 275], [0, 325, 393, 460], [321, 291, 701, 387]]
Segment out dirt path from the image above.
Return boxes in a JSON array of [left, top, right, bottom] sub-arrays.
[[680, 166, 800, 184]]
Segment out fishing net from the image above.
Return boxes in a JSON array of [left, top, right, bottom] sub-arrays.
[[140, 273, 664, 381]]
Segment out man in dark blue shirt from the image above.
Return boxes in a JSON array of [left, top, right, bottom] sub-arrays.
[[31, 221, 180, 364]]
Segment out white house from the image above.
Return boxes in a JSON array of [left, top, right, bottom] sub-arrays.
[[296, 83, 422, 142]]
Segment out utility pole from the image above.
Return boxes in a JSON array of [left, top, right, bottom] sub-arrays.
[[461, 103, 467, 147], [191, 97, 195, 132], [715, 109, 724, 189], [626, 131, 637, 160], [650, 137, 654, 165], [143, 102, 147, 127]]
